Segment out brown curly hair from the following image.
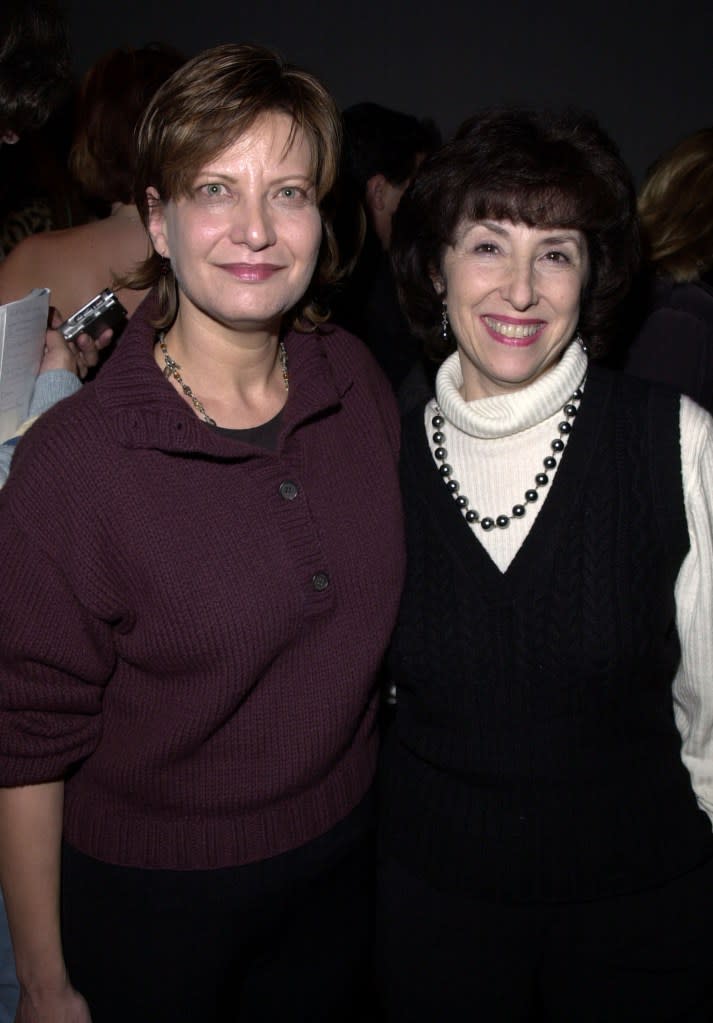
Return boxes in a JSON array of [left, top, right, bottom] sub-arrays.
[[391, 107, 640, 360]]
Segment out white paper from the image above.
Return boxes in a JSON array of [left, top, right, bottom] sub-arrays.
[[0, 288, 49, 443]]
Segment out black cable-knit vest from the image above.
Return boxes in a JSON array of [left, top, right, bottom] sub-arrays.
[[380, 365, 713, 902]]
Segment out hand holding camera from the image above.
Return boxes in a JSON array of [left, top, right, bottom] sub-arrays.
[[42, 302, 117, 380]]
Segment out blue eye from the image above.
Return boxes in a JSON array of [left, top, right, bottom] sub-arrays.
[[195, 182, 230, 202], [278, 186, 308, 201], [276, 185, 313, 205]]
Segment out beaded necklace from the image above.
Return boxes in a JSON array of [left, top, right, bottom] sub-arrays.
[[431, 380, 585, 531], [158, 332, 289, 427]]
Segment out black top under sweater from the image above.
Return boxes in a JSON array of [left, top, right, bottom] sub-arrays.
[[379, 365, 713, 902]]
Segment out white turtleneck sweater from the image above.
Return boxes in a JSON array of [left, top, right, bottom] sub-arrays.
[[427, 341, 713, 826]]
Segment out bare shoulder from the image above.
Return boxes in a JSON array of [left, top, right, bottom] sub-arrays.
[[0, 230, 60, 303], [0, 226, 94, 307], [0, 219, 149, 316]]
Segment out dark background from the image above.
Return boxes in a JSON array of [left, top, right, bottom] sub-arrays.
[[66, 0, 711, 184]]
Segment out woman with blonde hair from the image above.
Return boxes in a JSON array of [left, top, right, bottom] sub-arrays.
[[0, 43, 404, 1023], [624, 126, 713, 411]]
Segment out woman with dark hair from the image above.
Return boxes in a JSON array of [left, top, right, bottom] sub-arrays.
[[0, 0, 80, 259], [377, 108, 713, 1021], [0, 43, 404, 1023], [0, 0, 70, 144]]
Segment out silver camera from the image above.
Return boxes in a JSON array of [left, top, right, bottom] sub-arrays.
[[57, 289, 128, 342]]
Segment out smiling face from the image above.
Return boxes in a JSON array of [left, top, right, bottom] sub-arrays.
[[434, 219, 589, 401], [147, 111, 323, 341]]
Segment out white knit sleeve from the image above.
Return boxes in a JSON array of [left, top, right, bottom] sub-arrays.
[[673, 396, 713, 826]]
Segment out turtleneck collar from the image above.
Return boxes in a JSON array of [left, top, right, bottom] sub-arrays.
[[435, 341, 588, 440]]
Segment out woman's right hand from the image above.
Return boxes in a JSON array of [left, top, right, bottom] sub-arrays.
[[16, 982, 92, 1023], [42, 308, 114, 380]]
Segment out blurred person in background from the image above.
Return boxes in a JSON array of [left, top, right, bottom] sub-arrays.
[[624, 126, 713, 413], [0, 44, 186, 337], [1, 5, 106, 1019], [0, 0, 79, 259], [330, 102, 440, 404]]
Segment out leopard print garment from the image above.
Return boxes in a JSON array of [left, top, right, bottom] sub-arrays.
[[0, 198, 53, 261]]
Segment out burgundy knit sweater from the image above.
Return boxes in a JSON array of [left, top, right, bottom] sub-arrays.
[[0, 299, 405, 870]]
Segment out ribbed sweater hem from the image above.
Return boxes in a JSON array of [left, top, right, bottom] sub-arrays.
[[63, 736, 377, 870]]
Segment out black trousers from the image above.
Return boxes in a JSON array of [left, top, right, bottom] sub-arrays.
[[61, 799, 375, 1023], [376, 854, 713, 1022]]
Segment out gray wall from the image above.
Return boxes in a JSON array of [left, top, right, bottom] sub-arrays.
[[67, 0, 712, 183]]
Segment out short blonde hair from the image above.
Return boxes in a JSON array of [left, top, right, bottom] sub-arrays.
[[124, 42, 342, 331], [638, 127, 713, 283]]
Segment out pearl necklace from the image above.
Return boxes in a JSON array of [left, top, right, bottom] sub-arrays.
[[158, 333, 289, 427], [431, 380, 585, 531]]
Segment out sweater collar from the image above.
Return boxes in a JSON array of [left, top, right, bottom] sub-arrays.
[[435, 341, 588, 440], [94, 292, 352, 455]]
